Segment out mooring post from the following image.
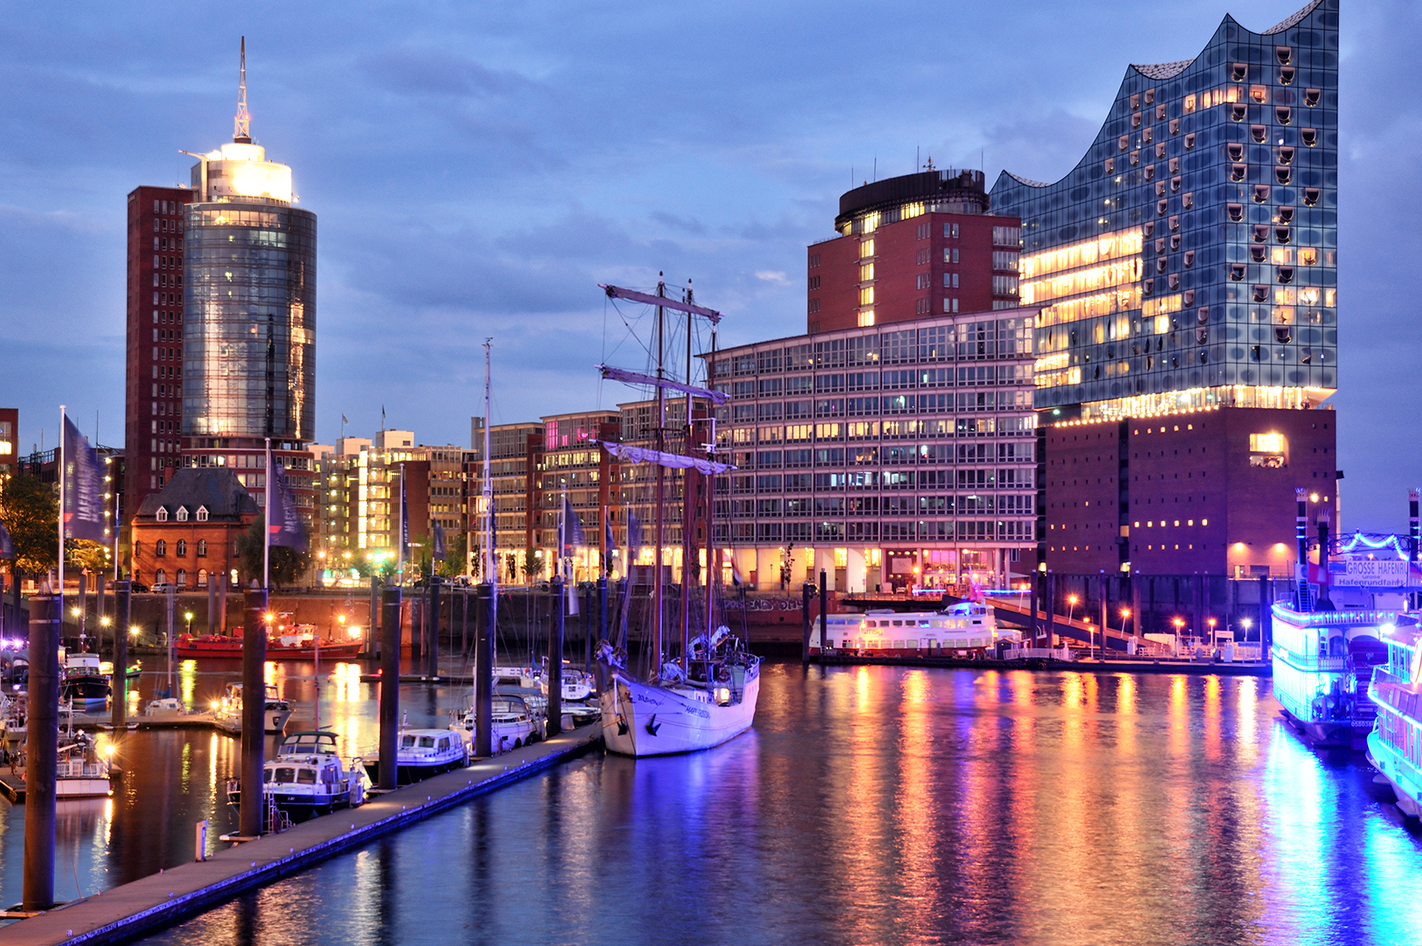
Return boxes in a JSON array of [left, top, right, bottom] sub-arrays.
[[429, 576, 442, 679], [379, 584, 402, 790], [818, 568, 828, 657], [460, 585, 468, 658], [547, 577, 564, 738], [474, 582, 493, 757], [23, 594, 60, 912], [113, 581, 130, 730], [239, 588, 268, 838], [368, 576, 381, 658], [801, 580, 814, 661]]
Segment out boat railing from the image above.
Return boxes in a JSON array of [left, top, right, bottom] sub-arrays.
[[1270, 646, 1351, 672], [1003, 646, 1073, 662]]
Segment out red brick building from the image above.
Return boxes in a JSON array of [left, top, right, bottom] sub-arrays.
[[125, 185, 195, 533], [130, 469, 258, 590], [1043, 406, 1340, 578], [807, 169, 1021, 334]]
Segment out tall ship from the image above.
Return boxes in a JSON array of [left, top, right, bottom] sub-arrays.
[[1269, 603, 1389, 748], [1367, 619, 1422, 819], [594, 281, 761, 756]]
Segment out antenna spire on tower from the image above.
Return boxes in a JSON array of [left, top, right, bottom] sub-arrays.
[[234, 36, 251, 143]]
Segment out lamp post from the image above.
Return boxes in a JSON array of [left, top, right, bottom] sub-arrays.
[[1172, 616, 1185, 657], [1120, 607, 1132, 638], [1207, 616, 1218, 656], [184, 611, 194, 637], [1066, 593, 1079, 655]]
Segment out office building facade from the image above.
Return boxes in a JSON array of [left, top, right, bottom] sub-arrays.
[[990, 0, 1341, 581]]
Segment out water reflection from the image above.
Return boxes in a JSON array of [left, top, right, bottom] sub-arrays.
[[4, 664, 1420, 945]]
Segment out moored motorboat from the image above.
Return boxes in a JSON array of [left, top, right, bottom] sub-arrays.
[[55, 731, 114, 798], [363, 727, 468, 784], [60, 652, 111, 709], [450, 695, 540, 754], [176, 624, 363, 661], [214, 682, 292, 734], [226, 730, 363, 821]]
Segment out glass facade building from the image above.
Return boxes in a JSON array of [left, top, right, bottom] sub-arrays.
[[183, 200, 317, 441], [990, 0, 1338, 420]]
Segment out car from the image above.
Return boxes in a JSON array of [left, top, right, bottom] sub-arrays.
[[128, 582, 151, 594], [150, 582, 172, 594]]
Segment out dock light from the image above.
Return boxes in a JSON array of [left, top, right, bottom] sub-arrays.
[[104, 745, 115, 757], [71, 607, 81, 618], [348, 625, 362, 639], [1309, 492, 1319, 503], [129, 625, 141, 636], [100, 616, 112, 628], [264, 612, 275, 624]]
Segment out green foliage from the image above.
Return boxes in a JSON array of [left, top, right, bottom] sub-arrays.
[[0, 472, 57, 575], [69, 539, 109, 575], [235, 516, 312, 590], [521, 547, 541, 582]]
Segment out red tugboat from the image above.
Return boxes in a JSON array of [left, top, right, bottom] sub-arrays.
[[176, 622, 363, 660]]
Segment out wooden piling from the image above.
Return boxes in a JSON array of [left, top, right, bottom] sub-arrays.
[[23, 595, 60, 911], [474, 583, 493, 757], [113, 581, 130, 730], [379, 585, 402, 790], [239, 589, 268, 838], [547, 578, 564, 738]]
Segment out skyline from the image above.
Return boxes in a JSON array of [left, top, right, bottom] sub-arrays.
[[2, 1, 1417, 529]]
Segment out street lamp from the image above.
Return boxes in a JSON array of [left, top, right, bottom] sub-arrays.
[[1172, 617, 1185, 657], [1120, 607, 1132, 638], [1066, 594, 1079, 653], [184, 611, 194, 636], [1207, 616, 1218, 653]]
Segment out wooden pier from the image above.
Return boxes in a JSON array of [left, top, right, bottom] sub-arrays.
[[0, 723, 602, 944]]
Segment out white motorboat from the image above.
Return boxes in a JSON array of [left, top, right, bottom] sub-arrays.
[[812, 600, 1021, 657], [144, 696, 187, 718], [540, 664, 594, 702], [227, 730, 362, 820], [60, 652, 111, 709], [55, 731, 113, 798], [364, 727, 468, 784], [450, 695, 540, 754], [215, 682, 292, 734]]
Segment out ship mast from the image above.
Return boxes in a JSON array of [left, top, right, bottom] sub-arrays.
[[681, 281, 694, 674], [653, 277, 667, 679], [483, 340, 494, 587]]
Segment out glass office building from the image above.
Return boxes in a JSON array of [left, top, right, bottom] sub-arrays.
[[181, 139, 317, 443], [990, 0, 1338, 420]]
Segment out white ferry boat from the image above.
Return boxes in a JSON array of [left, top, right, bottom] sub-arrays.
[[1367, 619, 1422, 819], [1270, 603, 1391, 748], [810, 601, 1021, 657]]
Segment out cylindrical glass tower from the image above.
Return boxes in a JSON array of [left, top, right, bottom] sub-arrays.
[[182, 199, 316, 441]]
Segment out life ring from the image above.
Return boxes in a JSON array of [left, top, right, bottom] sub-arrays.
[[716, 667, 731, 683]]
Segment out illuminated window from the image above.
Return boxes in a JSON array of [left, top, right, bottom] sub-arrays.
[[857, 311, 875, 328], [859, 239, 875, 259], [859, 262, 874, 282], [1183, 94, 1196, 113]]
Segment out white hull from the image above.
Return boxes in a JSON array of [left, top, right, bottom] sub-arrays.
[[57, 777, 112, 798], [266, 706, 292, 734], [599, 669, 759, 757]]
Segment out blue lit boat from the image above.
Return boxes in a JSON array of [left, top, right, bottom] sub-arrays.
[[1367, 620, 1422, 819], [1270, 604, 1391, 748]]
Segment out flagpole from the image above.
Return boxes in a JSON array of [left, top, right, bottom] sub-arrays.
[[58, 405, 66, 603], [264, 437, 272, 591], [398, 462, 405, 586]]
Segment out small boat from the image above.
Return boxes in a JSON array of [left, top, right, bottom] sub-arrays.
[[145, 696, 187, 718], [363, 726, 468, 784], [493, 665, 540, 689], [1367, 618, 1422, 819], [450, 695, 541, 754], [55, 731, 113, 798], [227, 731, 363, 820], [540, 664, 595, 702], [1, 694, 26, 748], [214, 683, 292, 734], [60, 652, 111, 709]]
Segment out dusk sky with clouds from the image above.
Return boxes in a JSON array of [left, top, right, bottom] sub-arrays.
[[1, 0, 1416, 529]]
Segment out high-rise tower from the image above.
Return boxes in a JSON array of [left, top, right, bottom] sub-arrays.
[[178, 39, 318, 528]]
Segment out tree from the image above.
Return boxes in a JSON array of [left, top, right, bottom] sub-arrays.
[[442, 532, 468, 578], [235, 516, 312, 590], [0, 472, 58, 577], [521, 547, 541, 583], [69, 539, 109, 576]]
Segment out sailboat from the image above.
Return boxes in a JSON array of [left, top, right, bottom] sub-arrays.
[[593, 280, 761, 756]]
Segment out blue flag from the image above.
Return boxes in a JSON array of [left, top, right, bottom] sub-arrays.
[[561, 496, 584, 556], [604, 512, 614, 568], [626, 510, 642, 550], [400, 472, 408, 557], [267, 461, 309, 552], [0, 518, 13, 559], [432, 520, 446, 559], [63, 416, 106, 542]]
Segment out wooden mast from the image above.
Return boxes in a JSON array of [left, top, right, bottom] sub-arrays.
[[652, 277, 666, 679]]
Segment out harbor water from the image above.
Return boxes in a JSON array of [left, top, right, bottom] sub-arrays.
[[5, 660, 1422, 944]]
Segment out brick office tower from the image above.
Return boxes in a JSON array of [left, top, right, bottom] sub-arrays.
[[125, 185, 195, 533], [990, 0, 1340, 634], [807, 168, 1021, 334]]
